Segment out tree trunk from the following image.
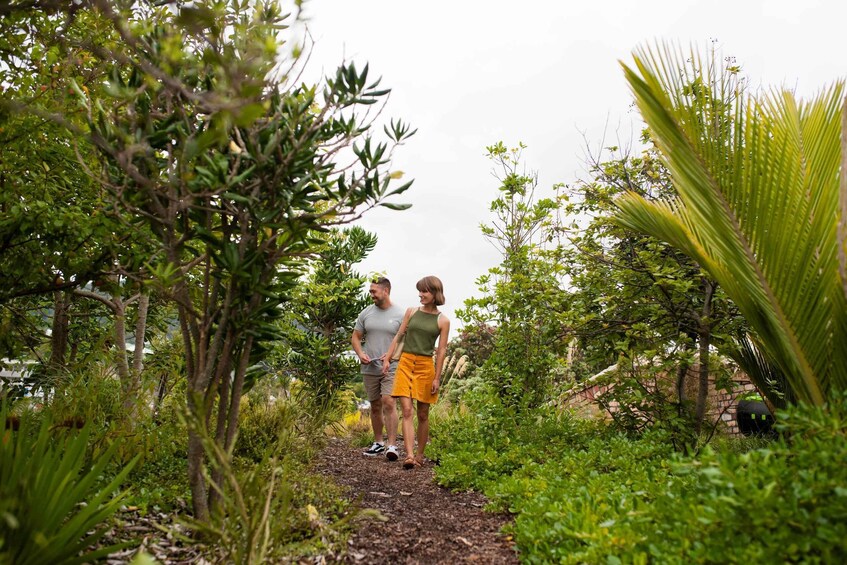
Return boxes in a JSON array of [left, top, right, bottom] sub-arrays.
[[675, 337, 693, 408], [694, 280, 715, 435], [224, 334, 254, 453], [208, 352, 232, 514], [49, 290, 70, 373], [113, 296, 130, 393], [133, 291, 149, 374], [186, 425, 210, 522], [123, 291, 150, 415], [73, 285, 142, 414]]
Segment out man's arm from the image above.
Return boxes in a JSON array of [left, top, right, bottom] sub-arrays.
[[351, 329, 371, 364]]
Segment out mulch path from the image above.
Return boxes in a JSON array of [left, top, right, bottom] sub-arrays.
[[102, 507, 211, 564], [100, 437, 516, 564], [314, 437, 518, 564]]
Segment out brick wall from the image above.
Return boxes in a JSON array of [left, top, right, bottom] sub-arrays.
[[561, 365, 759, 436]]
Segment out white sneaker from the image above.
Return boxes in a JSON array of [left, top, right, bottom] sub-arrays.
[[385, 445, 399, 461], [362, 442, 385, 457]]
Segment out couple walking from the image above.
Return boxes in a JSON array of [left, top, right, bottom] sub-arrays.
[[351, 276, 450, 469]]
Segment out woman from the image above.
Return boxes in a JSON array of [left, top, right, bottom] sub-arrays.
[[383, 275, 450, 469]]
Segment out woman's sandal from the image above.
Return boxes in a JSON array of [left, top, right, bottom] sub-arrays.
[[403, 457, 421, 470]]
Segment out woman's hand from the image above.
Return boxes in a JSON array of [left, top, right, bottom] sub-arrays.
[[431, 378, 440, 395]]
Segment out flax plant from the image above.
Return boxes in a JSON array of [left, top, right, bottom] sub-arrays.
[[614, 43, 847, 407], [0, 404, 136, 564]]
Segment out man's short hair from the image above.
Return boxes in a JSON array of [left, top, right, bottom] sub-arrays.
[[372, 276, 391, 292]]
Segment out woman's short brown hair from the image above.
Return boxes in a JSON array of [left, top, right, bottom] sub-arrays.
[[416, 275, 445, 306]]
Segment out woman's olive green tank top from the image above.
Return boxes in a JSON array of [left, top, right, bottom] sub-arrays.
[[404, 309, 441, 356]]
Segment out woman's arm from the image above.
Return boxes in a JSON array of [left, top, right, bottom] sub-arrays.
[[432, 315, 451, 392]]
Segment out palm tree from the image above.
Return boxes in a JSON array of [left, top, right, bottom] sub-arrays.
[[613, 43, 847, 408]]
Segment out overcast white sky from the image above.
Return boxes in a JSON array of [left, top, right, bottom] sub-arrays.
[[297, 0, 846, 332]]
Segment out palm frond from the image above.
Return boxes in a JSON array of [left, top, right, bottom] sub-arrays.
[[728, 335, 794, 410], [614, 42, 847, 406]]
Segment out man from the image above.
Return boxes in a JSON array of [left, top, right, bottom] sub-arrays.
[[351, 277, 404, 460]]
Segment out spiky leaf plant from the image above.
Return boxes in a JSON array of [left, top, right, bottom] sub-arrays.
[[0, 404, 137, 564]]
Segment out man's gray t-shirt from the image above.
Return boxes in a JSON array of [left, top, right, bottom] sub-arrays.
[[355, 303, 404, 375]]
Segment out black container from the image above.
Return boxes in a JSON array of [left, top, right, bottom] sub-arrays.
[[736, 399, 775, 436]]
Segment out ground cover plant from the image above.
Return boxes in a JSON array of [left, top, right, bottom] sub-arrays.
[[430, 392, 847, 563]]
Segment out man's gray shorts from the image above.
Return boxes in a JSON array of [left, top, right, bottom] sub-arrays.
[[363, 371, 396, 402]]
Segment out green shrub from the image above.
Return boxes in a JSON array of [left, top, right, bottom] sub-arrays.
[[497, 431, 680, 564], [235, 396, 302, 463], [430, 400, 598, 492], [625, 397, 847, 563], [46, 364, 124, 433], [185, 400, 352, 564], [432, 395, 847, 563]]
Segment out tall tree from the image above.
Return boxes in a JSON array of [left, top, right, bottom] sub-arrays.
[[0, 7, 120, 304], [273, 226, 376, 413], [459, 142, 569, 409], [565, 141, 745, 435], [64, 0, 414, 520]]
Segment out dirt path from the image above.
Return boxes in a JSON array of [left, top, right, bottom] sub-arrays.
[[315, 437, 518, 564]]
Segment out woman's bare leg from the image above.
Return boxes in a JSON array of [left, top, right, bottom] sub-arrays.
[[416, 402, 430, 460], [399, 396, 415, 458]]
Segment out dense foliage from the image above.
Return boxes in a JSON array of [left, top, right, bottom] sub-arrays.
[[1, 0, 414, 522], [2, 3, 846, 560], [438, 46, 847, 565], [431, 391, 847, 563], [272, 227, 376, 415]]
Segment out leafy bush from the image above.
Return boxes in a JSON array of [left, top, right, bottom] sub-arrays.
[[235, 395, 303, 463], [430, 399, 598, 492], [0, 405, 136, 564], [625, 396, 847, 563], [46, 364, 125, 433], [433, 395, 847, 563]]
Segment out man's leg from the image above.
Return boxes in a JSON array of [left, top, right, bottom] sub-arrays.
[[382, 394, 398, 446], [369, 396, 384, 443], [362, 374, 386, 456]]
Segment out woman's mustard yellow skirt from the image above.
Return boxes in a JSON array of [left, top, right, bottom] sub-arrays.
[[391, 352, 438, 404]]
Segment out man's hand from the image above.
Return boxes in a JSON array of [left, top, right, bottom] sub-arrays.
[[358, 353, 372, 364]]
